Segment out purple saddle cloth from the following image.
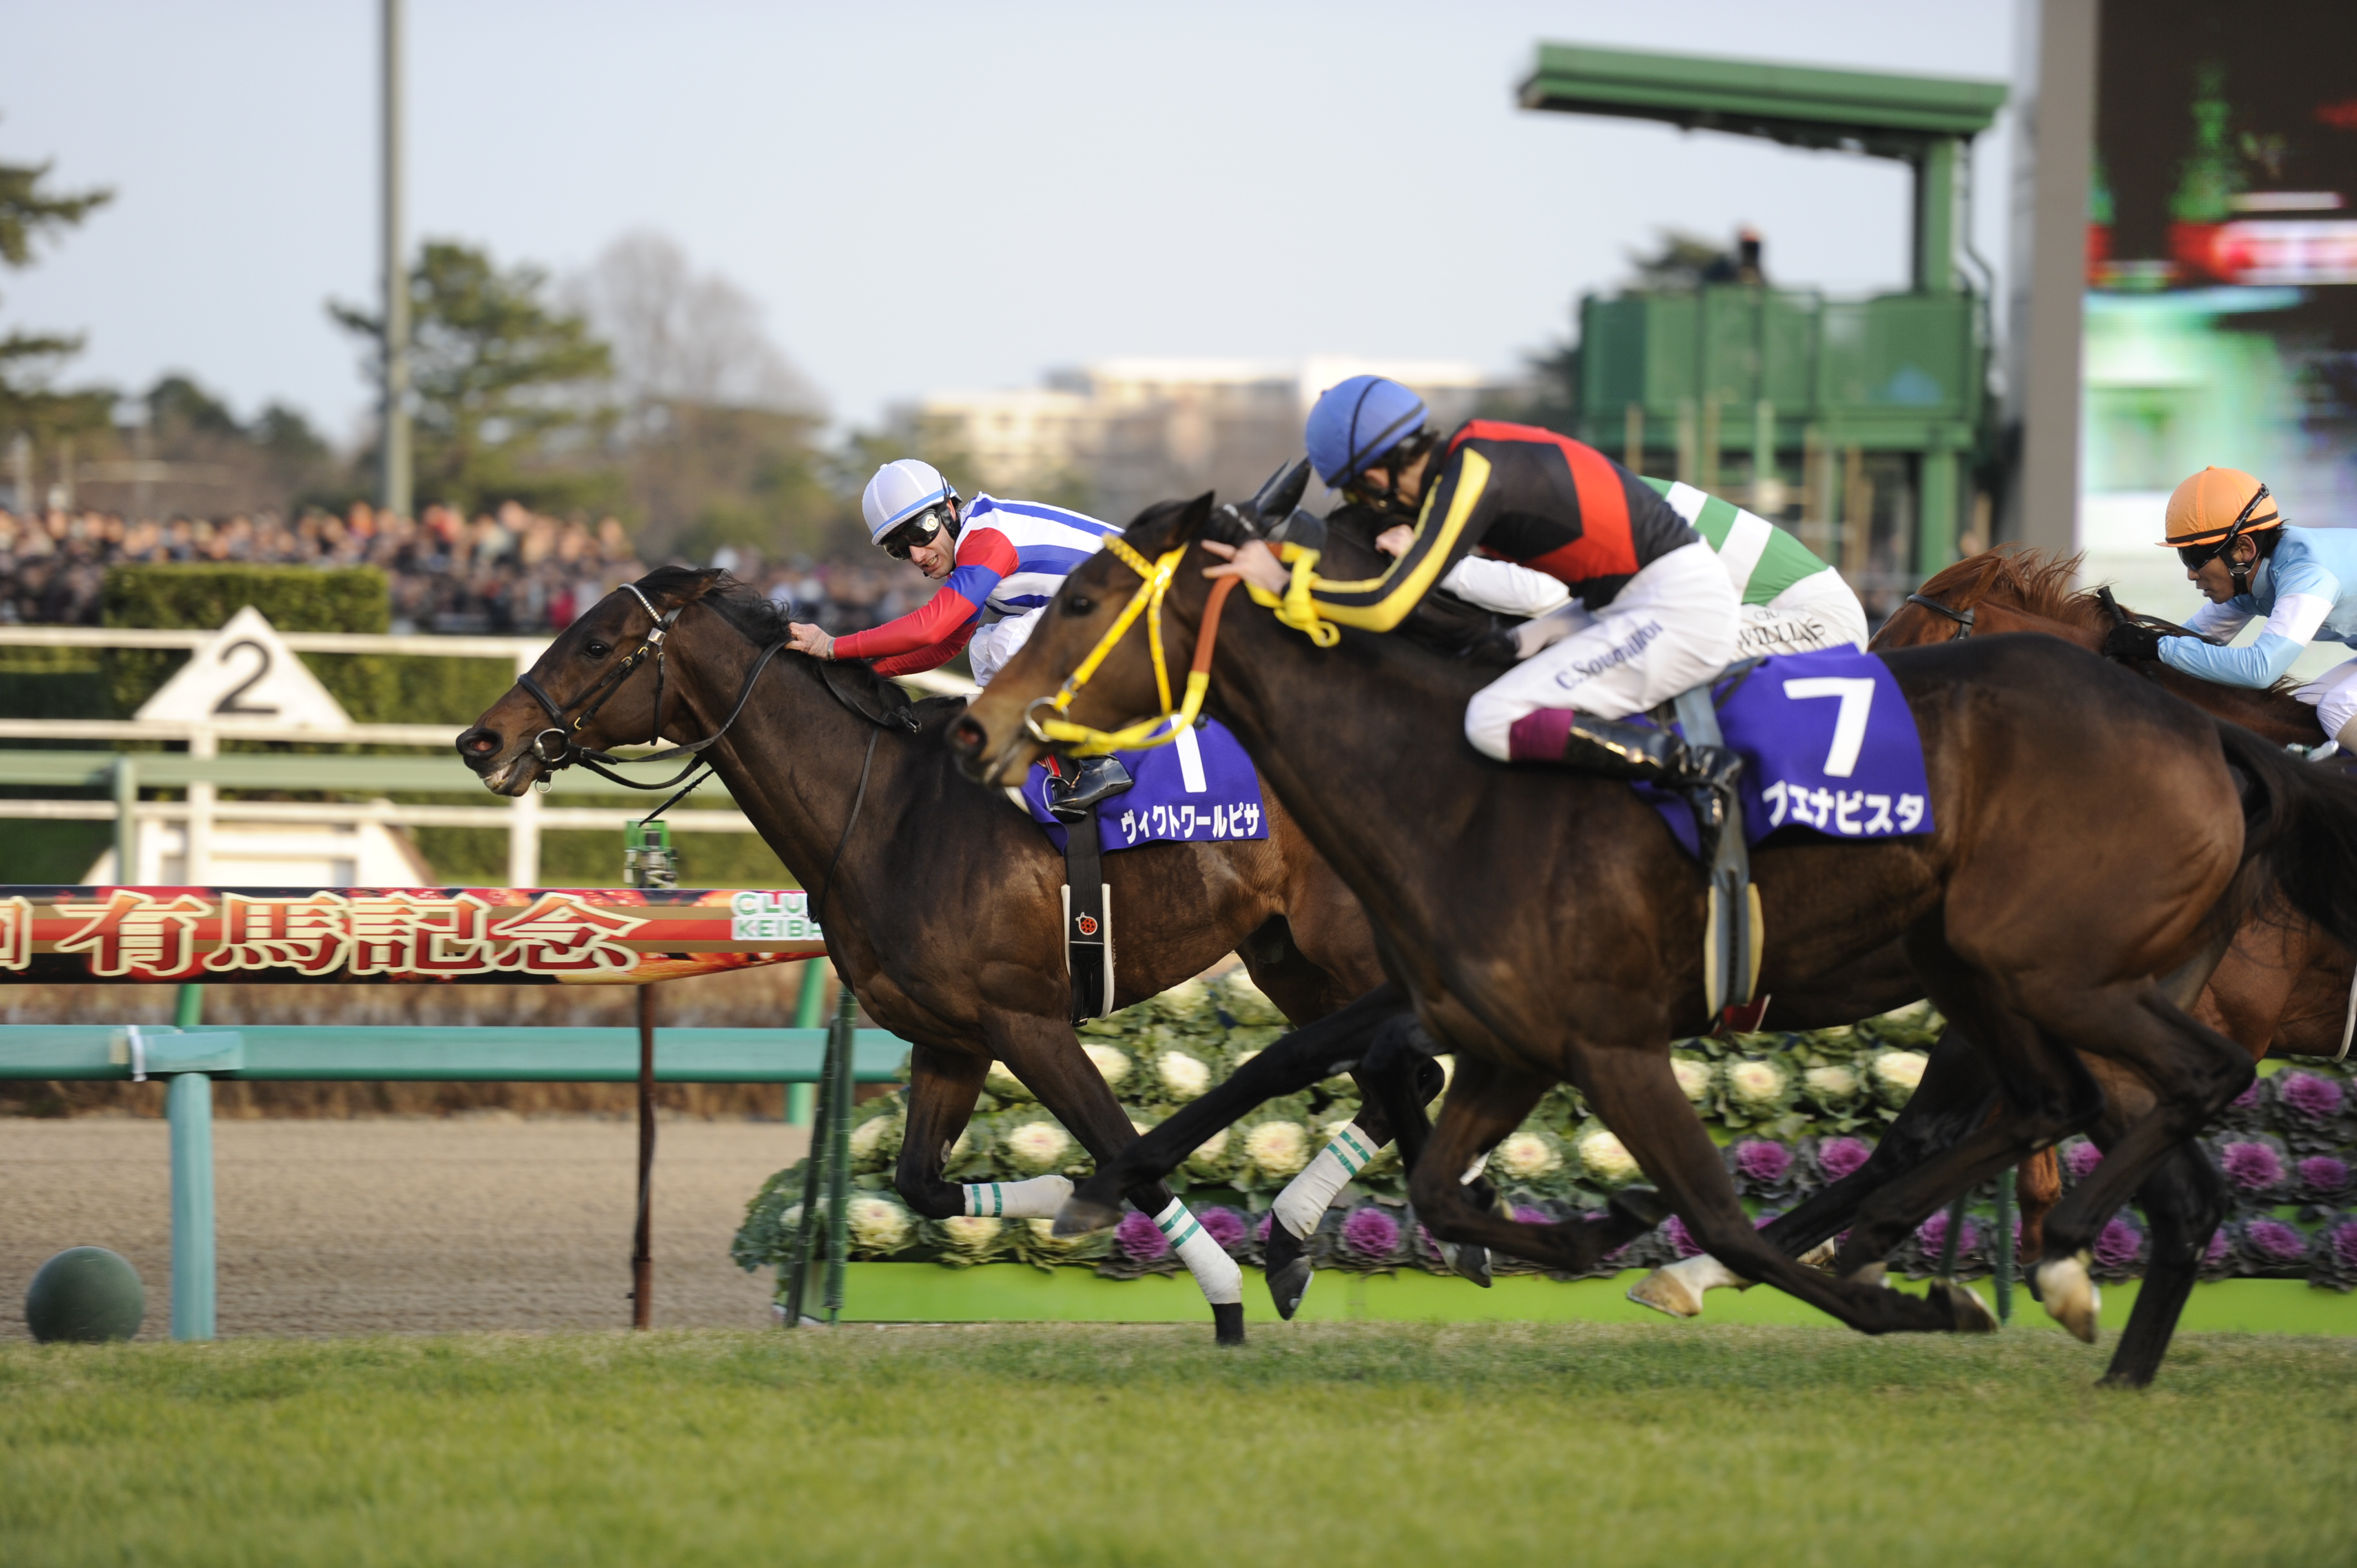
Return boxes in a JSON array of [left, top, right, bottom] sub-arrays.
[[1643, 648, 1934, 858], [1024, 718, 1269, 853]]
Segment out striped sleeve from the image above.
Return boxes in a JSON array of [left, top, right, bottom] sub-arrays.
[[1646, 478, 1830, 606]]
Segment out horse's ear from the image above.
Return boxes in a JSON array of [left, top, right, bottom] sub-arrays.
[[1167, 491, 1218, 548]]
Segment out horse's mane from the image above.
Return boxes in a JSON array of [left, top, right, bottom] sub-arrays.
[[1917, 545, 2103, 630], [633, 564, 966, 729]]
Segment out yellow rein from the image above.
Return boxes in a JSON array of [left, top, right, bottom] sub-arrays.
[[1023, 537, 1209, 757]]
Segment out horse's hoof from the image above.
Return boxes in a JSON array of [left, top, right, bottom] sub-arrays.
[[1052, 1193, 1122, 1238], [1933, 1280, 1997, 1333], [1265, 1256, 1314, 1320], [2036, 1252, 2102, 1344], [1845, 1262, 1888, 1290], [1212, 1302, 1247, 1347], [1627, 1267, 1705, 1319], [1455, 1245, 1493, 1288], [1797, 1239, 1838, 1270]]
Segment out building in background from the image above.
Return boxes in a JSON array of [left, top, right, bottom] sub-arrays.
[[912, 358, 1506, 526]]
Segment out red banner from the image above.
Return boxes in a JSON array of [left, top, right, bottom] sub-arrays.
[[0, 886, 827, 985]]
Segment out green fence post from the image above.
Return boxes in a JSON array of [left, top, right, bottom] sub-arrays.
[[822, 982, 856, 1325], [166, 1070, 216, 1340], [787, 960, 826, 1126], [1994, 1166, 2016, 1324], [781, 980, 839, 1328]]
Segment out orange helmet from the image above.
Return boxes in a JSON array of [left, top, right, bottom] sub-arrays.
[[2160, 466, 2281, 549]]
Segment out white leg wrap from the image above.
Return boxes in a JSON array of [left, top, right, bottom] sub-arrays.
[[1271, 1123, 1378, 1240], [1461, 1151, 1490, 1184], [961, 1175, 1073, 1219], [1156, 1199, 1242, 1305]]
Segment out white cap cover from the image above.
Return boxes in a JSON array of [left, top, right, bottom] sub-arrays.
[[861, 459, 955, 543]]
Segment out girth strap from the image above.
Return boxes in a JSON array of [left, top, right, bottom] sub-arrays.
[[1048, 766, 1124, 1023], [1671, 683, 1763, 1029]]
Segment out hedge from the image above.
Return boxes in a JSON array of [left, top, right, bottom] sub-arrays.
[[736, 981, 2357, 1293]]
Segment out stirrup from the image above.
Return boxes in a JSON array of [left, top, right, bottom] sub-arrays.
[[1048, 755, 1134, 819]]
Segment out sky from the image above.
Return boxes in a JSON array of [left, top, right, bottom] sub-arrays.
[[1, 1, 2018, 443]]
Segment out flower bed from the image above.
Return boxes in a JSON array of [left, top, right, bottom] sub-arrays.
[[733, 977, 2357, 1295]]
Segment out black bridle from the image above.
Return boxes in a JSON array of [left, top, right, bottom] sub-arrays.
[[1903, 592, 1977, 641], [518, 581, 792, 800]]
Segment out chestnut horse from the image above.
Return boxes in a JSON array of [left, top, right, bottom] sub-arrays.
[[954, 496, 2357, 1381], [456, 566, 1394, 1344]]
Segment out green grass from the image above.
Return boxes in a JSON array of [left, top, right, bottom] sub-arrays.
[[3, 1325, 2353, 1567]]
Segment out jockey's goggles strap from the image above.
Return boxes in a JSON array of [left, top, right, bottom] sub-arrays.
[[1244, 543, 1344, 648]]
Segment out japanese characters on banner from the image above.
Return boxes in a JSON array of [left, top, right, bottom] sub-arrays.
[[0, 886, 828, 984]]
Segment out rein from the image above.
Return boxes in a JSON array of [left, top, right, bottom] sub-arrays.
[[1903, 591, 1977, 641], [521, 582, 792, 803], [1022, 537, 1242, 756]]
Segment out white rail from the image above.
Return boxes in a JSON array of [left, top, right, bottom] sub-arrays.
[[0, 798, 760, 832]]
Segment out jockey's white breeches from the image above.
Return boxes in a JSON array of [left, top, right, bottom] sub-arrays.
[[968, 605, 1046, 688], [2293, 656, 2357, 742], [1465, 541, 1740, 761]]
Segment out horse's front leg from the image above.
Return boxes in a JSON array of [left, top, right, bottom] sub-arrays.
[[892, 1045, 993, 1219], [994, 1013, 1250, 1345]]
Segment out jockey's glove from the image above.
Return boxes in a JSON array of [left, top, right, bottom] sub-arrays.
[[2101, 621, 2169, 663]]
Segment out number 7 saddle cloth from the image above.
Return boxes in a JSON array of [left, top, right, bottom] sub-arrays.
[[1641, 647, 1935, 859]]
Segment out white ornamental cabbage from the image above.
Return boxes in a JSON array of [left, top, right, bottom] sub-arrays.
[[1804, 1064, 1860, 1101], [1244, 1120, 1311, 1178], [1157, 1050, 1213, 1102], [1082, 1044, 1131, 1090], [1231, 1050, 1260, 1074], [1578, 1129, 1640, 1184], [1871, 1050, 1929, 1096], [847, 1196, 912, 1253], [1727, 1059, 1789, 1107], [1496, 1131, 1562, 1181], [1217, 971, 1287, 1026], [948, 1127, 974, 1163], [849, 1114, 900, 1162], [940, 1215, 1001, 1249], [1002, 1120, 1072, 1173], [1024, 1218, 1089, 1250], [1192, 1127, 1230, 1162], [984, 1060, 1033, 1101], [1671, 1057, 1713, 1102]]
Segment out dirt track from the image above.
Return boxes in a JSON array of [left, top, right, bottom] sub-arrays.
[[1, 1116, 805, 1340]]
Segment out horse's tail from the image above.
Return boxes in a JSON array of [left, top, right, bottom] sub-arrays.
[[2212, 721, 2357, 949]]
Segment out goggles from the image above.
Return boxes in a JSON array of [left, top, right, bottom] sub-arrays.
[[879, 507, 948, 560], [2174, 484, 2277, 571]]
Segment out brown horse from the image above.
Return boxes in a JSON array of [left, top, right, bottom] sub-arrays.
[[1872, 545, 2355, 1263], [455, 566, 1392, 1344], [953, 496, 2357, 1381]]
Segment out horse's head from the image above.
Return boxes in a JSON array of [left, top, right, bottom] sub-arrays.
[[457, 566, 732, 795], [951, 493, 1237, 787]]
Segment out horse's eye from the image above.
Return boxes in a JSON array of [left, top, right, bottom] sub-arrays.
[[584, 639, 611, 658], [1064, 596, 1094, 617]]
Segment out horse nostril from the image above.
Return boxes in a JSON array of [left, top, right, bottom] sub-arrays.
[[950, 716, 986, 756], [457, 727, 501, 757]]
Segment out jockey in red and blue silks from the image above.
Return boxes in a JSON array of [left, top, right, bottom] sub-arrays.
[[788, 457, 1131, 804]]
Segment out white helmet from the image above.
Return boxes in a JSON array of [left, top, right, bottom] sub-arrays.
[[860, 458, 959, 545]]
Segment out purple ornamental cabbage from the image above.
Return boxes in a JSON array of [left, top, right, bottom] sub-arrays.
[[1416, 1224, 1446, 1265], [1817, 1137, 1874, 1182], [2092, 1217, 2144, 1271], [1340, 1205, 1400, 1258], [2065, 1141, 2104, 1182], [1735, 1141, 1794, 1185], [2220, 1141, 2284, 1193], [1512, 1205, 1552, 1226], [2205, 1229, 2231, 1266], [2246, 1218, 2307, 1263], [2298, 1156, 2351, 1196], [2277, 1071, 2345, 1121], [1115, 1210, 1169, 1262], [1255, 1211, 1274, 1244], [1916, 1210, 1980, 1257], [1663, 1215, 1704, 1258], [2230, 1078, 2264, 1112], [2334, 1220, 2357, 1271], [1197, 1206, 1248, 1250]]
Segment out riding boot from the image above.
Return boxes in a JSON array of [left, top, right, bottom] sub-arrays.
[[1047, 754, 1135, 820], [1507, 708, 1742, 864]]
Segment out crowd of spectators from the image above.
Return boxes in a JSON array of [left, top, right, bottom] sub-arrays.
[[0, 502, 923, 638]]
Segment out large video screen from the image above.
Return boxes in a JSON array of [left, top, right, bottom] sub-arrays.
[[2086, 0, 2357, 583]]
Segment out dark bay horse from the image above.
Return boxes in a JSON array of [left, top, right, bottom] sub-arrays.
[[953, 496, 2357, 1379], [455, 567, 1392, 1344]]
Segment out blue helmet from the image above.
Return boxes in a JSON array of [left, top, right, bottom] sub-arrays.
[[1304, 375, 1429, 487]]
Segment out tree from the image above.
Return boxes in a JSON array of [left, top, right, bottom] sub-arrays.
[[0, 150, 115, 453], [333, 240, 617, 517], [569, 230, 844, 559]]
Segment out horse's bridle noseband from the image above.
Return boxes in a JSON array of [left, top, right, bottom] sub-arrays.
[[517, 582, 791, 797], [1904, 592, 1976, 641]]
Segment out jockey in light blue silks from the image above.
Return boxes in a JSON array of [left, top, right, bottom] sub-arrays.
[[2102, 465, 2357, 751]]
